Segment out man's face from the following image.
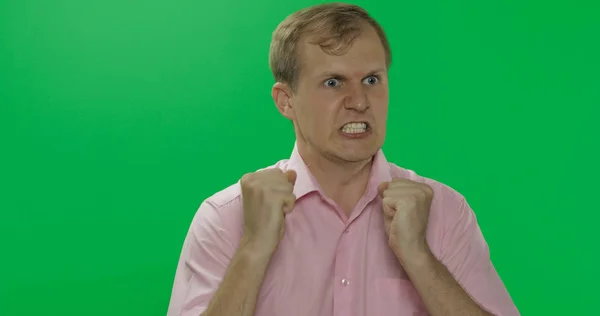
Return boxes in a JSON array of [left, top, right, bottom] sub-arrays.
[[287, 25, 389, 164]]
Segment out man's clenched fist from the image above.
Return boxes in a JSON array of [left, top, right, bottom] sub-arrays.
[[240, 168, 297, 254], [378, 178, 434, 262]]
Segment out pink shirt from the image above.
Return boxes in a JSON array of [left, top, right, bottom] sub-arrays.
[[167, 144, 519, 316]]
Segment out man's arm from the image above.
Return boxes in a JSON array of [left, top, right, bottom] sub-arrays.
[[166, 200, 275, 316], [399, 243, 494, 315], [166, 199, 248, 316], [168, 169, 295, 316], [200, 238, 273, 316], [400, 196, 519, 316], [379, 179, 518, 316]]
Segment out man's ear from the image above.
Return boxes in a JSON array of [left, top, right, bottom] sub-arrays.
[[272, 82, 295, 120]]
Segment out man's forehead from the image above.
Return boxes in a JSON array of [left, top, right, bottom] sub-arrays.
[[297, 39, 386, 76]]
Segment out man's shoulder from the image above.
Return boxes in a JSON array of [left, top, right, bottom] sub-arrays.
[[204, 158, 292, 208]]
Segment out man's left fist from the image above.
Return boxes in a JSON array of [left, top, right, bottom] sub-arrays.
[[378, 178, 434, 261]]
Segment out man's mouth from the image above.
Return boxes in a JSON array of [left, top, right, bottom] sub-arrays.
[[340, 122, 369, 134]]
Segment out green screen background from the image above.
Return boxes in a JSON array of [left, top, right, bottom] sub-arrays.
[[2, 0, 598, 315]]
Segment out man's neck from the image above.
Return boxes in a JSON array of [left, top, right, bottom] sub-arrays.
[[298, 145, 374, 215]]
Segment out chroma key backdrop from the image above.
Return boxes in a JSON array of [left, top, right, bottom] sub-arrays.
[[1, 0, 598, 315]]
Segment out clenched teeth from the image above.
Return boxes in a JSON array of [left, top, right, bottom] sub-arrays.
[[341, 122, 367, 134]]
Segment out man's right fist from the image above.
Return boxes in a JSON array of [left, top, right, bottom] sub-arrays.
[[240, 168, 297, 253]]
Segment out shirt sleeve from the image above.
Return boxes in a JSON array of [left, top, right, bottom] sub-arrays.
[[166, 198, 241, 316], [437, 196, 520, 316]]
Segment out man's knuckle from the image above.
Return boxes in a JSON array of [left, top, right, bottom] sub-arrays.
[[240, 173, 253, 185]]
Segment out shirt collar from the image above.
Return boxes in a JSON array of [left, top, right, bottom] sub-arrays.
[[286, 142, 392, 200]]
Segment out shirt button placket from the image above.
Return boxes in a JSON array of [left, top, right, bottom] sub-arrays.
[[333, 226, 353, 316]]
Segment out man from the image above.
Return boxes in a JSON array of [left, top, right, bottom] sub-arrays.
[[166, 3, 519, 316]]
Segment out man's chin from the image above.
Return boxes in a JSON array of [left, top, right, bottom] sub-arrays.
[[334, 148, 378, 164]]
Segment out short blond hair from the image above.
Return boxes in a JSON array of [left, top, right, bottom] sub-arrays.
[[269, 3, 392, 91]]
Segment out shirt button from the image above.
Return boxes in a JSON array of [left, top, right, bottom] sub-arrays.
[[341, 278, 350, 286], [343, 228, 350, 234]]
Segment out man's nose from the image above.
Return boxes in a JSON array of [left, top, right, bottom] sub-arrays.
[[343, 86, 369, 112]]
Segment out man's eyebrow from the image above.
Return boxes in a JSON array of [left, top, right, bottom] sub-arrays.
[[366, 68, 386, 76], [319, 68, 386, 79], [320, 72, 347, 80]]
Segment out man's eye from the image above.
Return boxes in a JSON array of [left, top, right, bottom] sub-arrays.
[[325, 79, 340, 87], [363, 76, 379, 85]]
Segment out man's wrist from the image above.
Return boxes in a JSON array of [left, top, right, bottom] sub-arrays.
[[239, 235, 278, 261], [394, 238, 434, 268]]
